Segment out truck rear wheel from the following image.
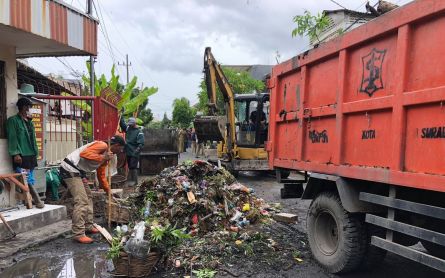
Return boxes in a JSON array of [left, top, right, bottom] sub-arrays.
[[307, 192, 367, 273]]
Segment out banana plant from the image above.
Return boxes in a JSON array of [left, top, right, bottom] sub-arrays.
[[75, 61, 158, 133]]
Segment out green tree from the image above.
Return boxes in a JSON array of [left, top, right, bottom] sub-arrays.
[[292, 11, 330, 44], [138, 108, 153, 126], [196, 67, 265, 115], [147, 120, 162, 129], [161, 112, 171, 128], [172, 98, 196, 128]]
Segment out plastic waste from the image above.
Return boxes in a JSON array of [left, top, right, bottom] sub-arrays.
[[124, 221, 150, 258], [242, 203, 250, 212], [133, 221, 145, 241], [237, 218, 250, 228], [144, 201, 151, 218], [182, 181, 191, 192], [230, 210, 242, 222]]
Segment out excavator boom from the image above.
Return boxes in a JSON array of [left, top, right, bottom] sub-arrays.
[[194, 47, 236, 156]]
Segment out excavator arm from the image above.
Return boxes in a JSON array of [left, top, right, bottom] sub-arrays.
[[194, 47, 237, 159]]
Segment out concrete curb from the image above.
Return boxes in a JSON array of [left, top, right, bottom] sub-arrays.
[[0, 219, 71, 269]]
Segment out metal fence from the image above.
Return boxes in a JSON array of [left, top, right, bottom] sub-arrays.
[[32, 95, 118, 164]]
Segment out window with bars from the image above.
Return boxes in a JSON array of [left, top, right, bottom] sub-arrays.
[[0, 61, 6, 138]]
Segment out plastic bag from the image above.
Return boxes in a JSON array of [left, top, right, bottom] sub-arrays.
[[124, 221, 150, 258]]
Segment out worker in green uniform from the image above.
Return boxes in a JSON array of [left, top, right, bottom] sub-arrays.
[[120, 117, 144, 186], [6, 98, 44, 208]]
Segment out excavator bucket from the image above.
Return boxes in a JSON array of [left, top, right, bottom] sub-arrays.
[[194, 116, 227, 142]]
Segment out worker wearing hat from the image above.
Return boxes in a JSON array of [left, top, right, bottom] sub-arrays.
[[120, 116, 144, 186], [60, 135, 126, 244], [6, 97, 44, 209]]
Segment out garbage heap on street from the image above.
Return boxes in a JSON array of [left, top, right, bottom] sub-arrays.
[[111, 160, 286, 274]]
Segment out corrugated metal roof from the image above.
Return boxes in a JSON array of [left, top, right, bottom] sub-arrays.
[[67, 9, 83, 50], [0, 0, 97, 56], [17, 61, 80, 96], [31, 0, 50, 38], [0, 0, 10, 25]]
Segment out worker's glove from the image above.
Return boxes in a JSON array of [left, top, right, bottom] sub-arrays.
[[135, 147, 141, 154]]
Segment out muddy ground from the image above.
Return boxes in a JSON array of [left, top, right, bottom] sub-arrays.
[[0, 150, 444, 278]]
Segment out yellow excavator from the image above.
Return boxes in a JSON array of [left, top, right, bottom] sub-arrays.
[[194, 47, 286, 177]]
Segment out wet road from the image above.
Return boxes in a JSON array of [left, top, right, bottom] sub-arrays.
[[238, 172, 445, 278], [0, 150, 444, 277]]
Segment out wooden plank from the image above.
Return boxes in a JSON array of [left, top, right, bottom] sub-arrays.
[[93, 223, 112, 245], [273, 213, 298, 223]]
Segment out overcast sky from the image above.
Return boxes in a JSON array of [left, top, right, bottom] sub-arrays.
[[28, 0, 412, 119]]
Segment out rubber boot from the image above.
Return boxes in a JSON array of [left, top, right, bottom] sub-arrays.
[[132, 169, 139, 185], [29, 186, 45, 209], [74, 235, 94, 244], [126, 170, 135, 187]]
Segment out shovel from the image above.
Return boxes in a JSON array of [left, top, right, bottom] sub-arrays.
[[0, 212, 16, 239]]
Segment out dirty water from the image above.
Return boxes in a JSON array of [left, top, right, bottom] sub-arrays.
[[0, 237, 113, 278]]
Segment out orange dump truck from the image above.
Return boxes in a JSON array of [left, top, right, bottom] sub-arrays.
[[268, 0, 445, 273]]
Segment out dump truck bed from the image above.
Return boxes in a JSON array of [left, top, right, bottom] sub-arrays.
[[268, 0, 445, 193]]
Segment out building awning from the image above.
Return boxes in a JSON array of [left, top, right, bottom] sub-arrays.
[[0, 0, 98, 57], [17, 61, 80, 95]]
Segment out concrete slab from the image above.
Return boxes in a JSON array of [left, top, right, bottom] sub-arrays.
[[0, 205, 67, 239], [0, 219, 71, 264]]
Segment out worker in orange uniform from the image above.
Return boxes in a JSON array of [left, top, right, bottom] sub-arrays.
[[59, 135, 126, 244]]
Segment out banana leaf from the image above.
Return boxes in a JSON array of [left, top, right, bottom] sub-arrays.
[[109, 65, 119, 92], [117, 76, 138, 109], [123, 87, 158, 114], [61, 92, 91, 113]]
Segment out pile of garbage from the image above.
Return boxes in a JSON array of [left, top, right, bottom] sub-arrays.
[[126, 160, 270, 235], [109, 160, 278, 273]]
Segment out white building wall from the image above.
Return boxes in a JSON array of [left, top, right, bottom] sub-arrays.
[[0, 44, 18, 207]]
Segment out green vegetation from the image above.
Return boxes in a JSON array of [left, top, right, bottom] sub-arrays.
[[292, 11, 330, 43], [192, 268, 217, 278], [150, 224, 191, 255], [171, 97, 196, 128], [196, 67, 265, 115], [106, 236, 124, 260]]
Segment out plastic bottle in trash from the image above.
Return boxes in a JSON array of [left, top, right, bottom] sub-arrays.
[[124, 221, 150, 258], [144, 201, 151, 218]]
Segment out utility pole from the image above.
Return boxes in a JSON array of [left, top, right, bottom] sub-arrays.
[[118, 54, 132, 84], [87, 0, 95, 141]]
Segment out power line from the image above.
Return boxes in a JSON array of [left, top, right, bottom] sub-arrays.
[[98, 3, 154, 83], [93, 0, 119, 67], [55, 57, 82, 78], [355, 0, 369, 11], [329, 0, 347, 10]]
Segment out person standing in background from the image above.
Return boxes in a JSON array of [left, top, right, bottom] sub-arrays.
[[191, 128, 197, 155], [120, 117, 144, 186], [178, 128, 186, 153], [7, 98, 44, 208]]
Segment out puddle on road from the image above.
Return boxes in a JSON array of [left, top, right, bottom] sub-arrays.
[[1, 250, 113, 278]]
